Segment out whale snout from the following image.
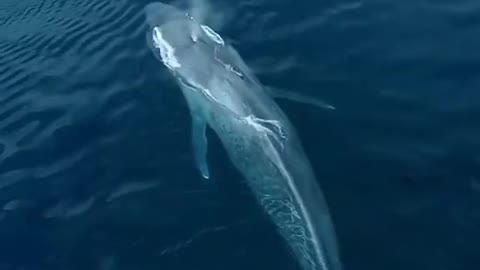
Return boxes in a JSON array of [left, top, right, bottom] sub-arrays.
[[144, 2, 185, 27]]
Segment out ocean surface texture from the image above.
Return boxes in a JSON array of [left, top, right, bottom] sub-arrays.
[[0, 0, 479, 270]]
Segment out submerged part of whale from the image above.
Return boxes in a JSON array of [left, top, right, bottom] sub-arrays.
[[144, 2, 188, 28]]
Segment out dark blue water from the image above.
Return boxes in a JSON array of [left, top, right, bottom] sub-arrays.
[[1, 0, 479, 269]]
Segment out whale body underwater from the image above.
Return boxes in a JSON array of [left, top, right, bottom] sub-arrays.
[[144, 2, 343, 270]]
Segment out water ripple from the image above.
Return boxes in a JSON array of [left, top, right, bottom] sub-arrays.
[[0, 0, 153, 233], [0, 0, 149, 163]]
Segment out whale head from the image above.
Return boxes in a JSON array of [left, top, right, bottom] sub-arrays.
[[145, 2, 246, 109], [145, 3, 225, 69], [145, 3, 198, 67]]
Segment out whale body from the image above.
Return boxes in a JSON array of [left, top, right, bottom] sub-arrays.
[[144, 3, 343, 270]]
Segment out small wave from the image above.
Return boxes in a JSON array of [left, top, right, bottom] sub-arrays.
[[0, 169, 30, 190], [106, 181, 161, 202], [2, 199, 34, 211], [43, 196, 95, 219]]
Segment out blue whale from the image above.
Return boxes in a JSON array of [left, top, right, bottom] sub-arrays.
[[145, 3, 342, 270]]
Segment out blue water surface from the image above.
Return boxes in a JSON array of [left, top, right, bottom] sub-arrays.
[[0, 0, 479, 270]]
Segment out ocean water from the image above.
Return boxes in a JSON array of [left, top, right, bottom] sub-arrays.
[[0, 0, 479, 269]]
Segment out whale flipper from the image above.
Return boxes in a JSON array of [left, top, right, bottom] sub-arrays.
[[191, 114, 210, 179], [266, 87, 336, 110], [220, 44, 335, 111]]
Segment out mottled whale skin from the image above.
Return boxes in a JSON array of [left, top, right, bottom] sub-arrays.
[[144, 3, 342, 270]]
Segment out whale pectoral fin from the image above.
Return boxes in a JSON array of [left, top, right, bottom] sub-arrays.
[[266, 87, 335, 110], [191, 115, 210, 179]]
